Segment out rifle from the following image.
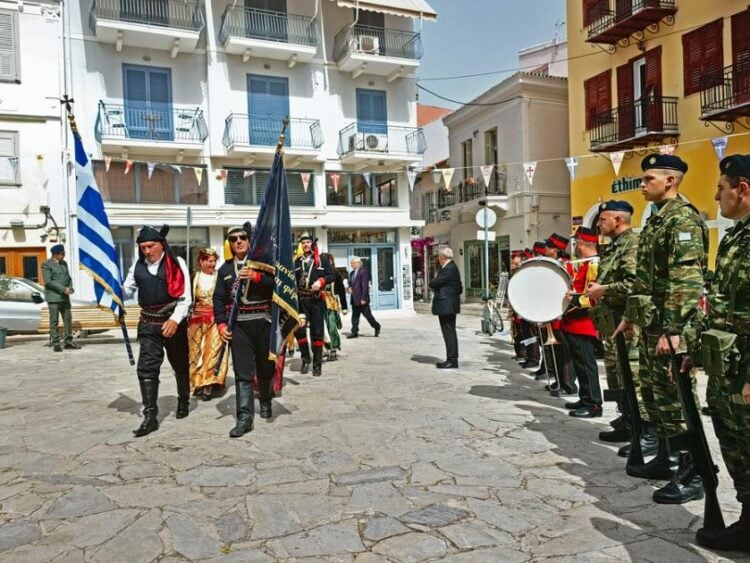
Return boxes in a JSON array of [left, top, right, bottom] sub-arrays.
[[665, 336, 725, 532], [214, 274, 244, 376]]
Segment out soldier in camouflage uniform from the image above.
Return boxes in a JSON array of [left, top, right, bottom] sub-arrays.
[[586, 200, 653, 451], [615, 154, 708, 505], [694, 155, 750, 553]]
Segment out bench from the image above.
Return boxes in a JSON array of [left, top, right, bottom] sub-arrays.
[[40, 304, 141, 337]]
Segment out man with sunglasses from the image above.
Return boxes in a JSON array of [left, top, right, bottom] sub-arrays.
[[214, 223, 277, 437], [294, 232, 335, 377]]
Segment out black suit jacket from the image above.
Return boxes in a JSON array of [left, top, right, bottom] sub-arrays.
[[429, 260, 461, 316]]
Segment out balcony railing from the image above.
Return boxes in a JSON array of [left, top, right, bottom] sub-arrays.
[[585, 0, 676, 44], [95, 101, 208, 144], [435, 178, 507, 210], [90, 0, 204, 31], [218, 6, 318, 47], [589, 95, 678, 151], [700, 63, 750, 122], [338, 122, 426, 157], [222, 114, 323, 151], [333, 24, 423, 61]]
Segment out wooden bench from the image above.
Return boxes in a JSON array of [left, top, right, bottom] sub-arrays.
[[40, 304, 141, 337]]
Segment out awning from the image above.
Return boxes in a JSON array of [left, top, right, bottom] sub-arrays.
[[331, 0, 437, 21]]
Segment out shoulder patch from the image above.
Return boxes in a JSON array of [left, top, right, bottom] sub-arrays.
[[678, 232, 692, 242]]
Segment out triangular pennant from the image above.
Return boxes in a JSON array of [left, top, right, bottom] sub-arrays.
[[609, 151, 625, 176], [564, 157, 578, 180], [480, 165, 494, 188], [243, 170, 255, 179], [193, 167, 203, 185], [659, 144, 676, 155], [8, 157, 18, 176], [104, 156, 112, 173], [407, 168, 417, 192], [36, 154, 45, 170], [146, 162, 156, 180], [441, 168, 454, 189], [362, 172, 371, 188], [300, 172, 311, 193], [712, 136, 728, 161], [124, 160, 133, 175], [330, 172, 341, 193], [523, 161, 537, 186]]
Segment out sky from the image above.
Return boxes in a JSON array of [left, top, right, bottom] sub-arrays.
[[417, 0, 567, 109]]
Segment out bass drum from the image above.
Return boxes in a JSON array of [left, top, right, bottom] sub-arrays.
[[507, 257, 571, 323]]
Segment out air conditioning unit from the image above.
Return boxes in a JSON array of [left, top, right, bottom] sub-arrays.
[[363, 133, 388, 152], [358, 35, 380, 53]]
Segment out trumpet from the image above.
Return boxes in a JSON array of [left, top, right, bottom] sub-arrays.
[[544, 323, 560, 346]]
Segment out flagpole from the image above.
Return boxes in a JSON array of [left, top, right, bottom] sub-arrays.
[[276, 117, 290, 153]]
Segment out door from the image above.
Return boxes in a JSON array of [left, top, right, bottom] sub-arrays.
[[356, 89, 388, 150], [245, 0, 288, 42], [248, 75, 290, 146], [0, 247, 45, 282], [617, 62, 635, 140], [123, 65, 173, 141], [732, 9, 750, 105], [633, 58, 647, 133], [643, 46, 663, 131], [375, 247, 397, 309]]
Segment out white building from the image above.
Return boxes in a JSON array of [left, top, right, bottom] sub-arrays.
[[421, 40, 570, 299], [65, 0, 436, 312], [0, 0, 66, 283]]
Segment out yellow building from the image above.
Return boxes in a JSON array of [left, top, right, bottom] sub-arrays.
[[566, 0, 750, 263]]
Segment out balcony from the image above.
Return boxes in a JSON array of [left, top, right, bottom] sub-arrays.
[[585, 0, 677, 45], [333, 24, 423, 80], [700, 63, 750, 124], [589, 95, 679, 152], [89, 0, 204, 56], [218, 7, 319, 66], [222, 114, 324, 164], [95, 101, 208, 158], [337, 122, 426, 166]]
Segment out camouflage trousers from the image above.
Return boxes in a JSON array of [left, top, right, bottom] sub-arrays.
[[706, 374, 750, 504], [603, 331, 649, 421], [638, 330, 697, 438]]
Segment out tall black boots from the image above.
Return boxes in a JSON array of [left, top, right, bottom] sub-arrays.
[[312, 346, 323, 377], [697, 503, 750, 552], [175, 372, 190, 419], [653, 452, 704, 504], [229, 380, 254, 438], [133, 379, 159, 437], [300, 352, 311, 374], [626, 437, 677, 480], [259, 378, 273, 419]]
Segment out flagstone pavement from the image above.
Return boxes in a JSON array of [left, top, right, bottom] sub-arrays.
[[0, 311, 748, 562]]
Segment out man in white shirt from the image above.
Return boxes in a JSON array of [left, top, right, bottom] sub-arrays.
[[122, 225, 192, 437]]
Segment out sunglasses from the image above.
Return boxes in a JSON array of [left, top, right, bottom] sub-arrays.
[[228, 234, 248, 243]]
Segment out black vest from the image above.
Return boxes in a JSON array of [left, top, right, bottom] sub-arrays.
[[134, 259, 171, 307]]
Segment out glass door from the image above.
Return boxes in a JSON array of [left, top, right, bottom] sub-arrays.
[[375, 247, 396, 309]]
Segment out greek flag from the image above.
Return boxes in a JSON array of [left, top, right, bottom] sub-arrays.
[[73, 129, 125, 318]]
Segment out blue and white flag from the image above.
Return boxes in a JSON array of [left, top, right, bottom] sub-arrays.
[[73, 129, 125, 318]]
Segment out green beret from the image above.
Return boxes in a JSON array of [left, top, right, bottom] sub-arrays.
[[641, 154, 688, 174], [720, 154, 750, 178]]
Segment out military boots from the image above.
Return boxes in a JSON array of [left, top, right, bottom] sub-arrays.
[[696, 503, 750, 553]]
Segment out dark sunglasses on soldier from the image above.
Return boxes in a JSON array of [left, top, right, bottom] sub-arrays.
[[228, 234, 248, 243]]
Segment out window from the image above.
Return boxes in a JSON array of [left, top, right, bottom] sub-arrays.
[[123, 65, 173, 141], [112, 226, 134, 279], [93, 161, 208, 204], [461, 139, 473, 181], [326, 172, 397, 207], [225, 168, 315, 207], [732, 8, 750, 106], [328, 229, 395, 244], [0, 131, 18, 185], [584, 70, 611, 130], [682, 19, 723, 96], [0, 10, 18, 82]]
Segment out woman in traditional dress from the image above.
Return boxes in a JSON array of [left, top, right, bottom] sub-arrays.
[[320, 253, 348, 361], [188, 248, 228, 400]]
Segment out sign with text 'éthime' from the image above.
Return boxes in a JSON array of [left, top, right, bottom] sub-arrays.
[[611, 176, 641, 194]]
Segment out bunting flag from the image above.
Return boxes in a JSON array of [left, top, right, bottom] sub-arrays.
[[565, 157, 578, 180], [362, 172, 371, 188], [330, 172, 341, 193], [36, 154, 44, 170], [8, 157, 18, 177], [610, 151, 625, 176], [193, 167, 203, 185], [712, 136, 728, 161], [659, 144, 676, 155], [146, 162, 156, 180], [300, 172, 311, 193], [441, 167, 454, 189], [104, 156, 112, 173], [523, 161, 537, 186], [480, 165, 494, 188], [124, 160, 133, 175], [406, 167, 417, 192], [243, 170, 255, 179]]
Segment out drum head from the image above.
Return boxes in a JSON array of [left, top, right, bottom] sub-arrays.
[[507, 258, 571, 323]]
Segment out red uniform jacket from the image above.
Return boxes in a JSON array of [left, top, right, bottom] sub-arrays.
[[562, 260, 598, 338]]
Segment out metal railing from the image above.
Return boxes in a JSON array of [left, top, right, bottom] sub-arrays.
[[434, 177, 507, 210], [222, 114, 323, 150], [590, 95, 678, 148], [337, 122, 426, 156], [586, 0, 676, 40], [333, 24, 423, 61], [90, 0, 204, 31], [95, 101, 208, 143], [700, 63, 750, 118], [218, 6, 318, 46]]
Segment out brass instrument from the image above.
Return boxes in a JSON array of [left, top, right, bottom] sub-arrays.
[[544, 323, 559, 346]]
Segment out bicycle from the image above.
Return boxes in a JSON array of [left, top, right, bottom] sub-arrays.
[[481, 272, 508, 336]]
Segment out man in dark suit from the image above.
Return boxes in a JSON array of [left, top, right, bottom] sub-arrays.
[[429, 247, 462, 369], [42, 244, 80, 352], [347, 257, 381, 338]]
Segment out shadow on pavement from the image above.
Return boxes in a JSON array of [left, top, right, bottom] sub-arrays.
[[410, 354, 442, 365]]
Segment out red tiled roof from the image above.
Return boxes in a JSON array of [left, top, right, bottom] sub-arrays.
[[417, 104, 452, 127]]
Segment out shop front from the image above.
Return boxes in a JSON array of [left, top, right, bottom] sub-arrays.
[[463, 236, 510, 299]]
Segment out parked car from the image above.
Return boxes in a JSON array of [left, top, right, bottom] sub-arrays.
[[0, 276, 107, 336]]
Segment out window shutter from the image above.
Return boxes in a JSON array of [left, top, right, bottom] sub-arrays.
[[584, 70, 611, 130], [732, 8, 750, 105], [0, 11, 17, 82], [0, 132, 16, 183], [703, 19, 724, 88], [682, 19, 723, 96], [644, 46, 662, 96], [617, 63, 634, 140]]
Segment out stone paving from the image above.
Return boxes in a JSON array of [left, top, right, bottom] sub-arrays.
[[0, 311, 748, 562]]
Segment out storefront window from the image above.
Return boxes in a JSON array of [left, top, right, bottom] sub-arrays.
[[326, 173, 397, 207], [464, 237, 510, 298], [328, 229, 396, 244]]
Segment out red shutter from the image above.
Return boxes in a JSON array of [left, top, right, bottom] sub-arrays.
[[732, 8, 750, 104], [645, 46, 663, 131], [682, 19, 723, 96], [582, 0, 594, 27], [584, 70, 611, 130], [617, 63, 634, 140]]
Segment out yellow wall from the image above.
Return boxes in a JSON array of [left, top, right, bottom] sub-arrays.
[[566, 0, 750, 265]]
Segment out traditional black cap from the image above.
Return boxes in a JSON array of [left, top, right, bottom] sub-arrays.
[[720, 154, 750, 178], [136, 224, 169, 244], [227, 222, 252, 238], [599, 199, 634, 214], [532, 241, 547, 255], [546, 233, 569, 251], [298, 231, 313, 243], [50, 244, 65, 254], [574, 226, 598, 244], [641, 154, 688, 173]]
